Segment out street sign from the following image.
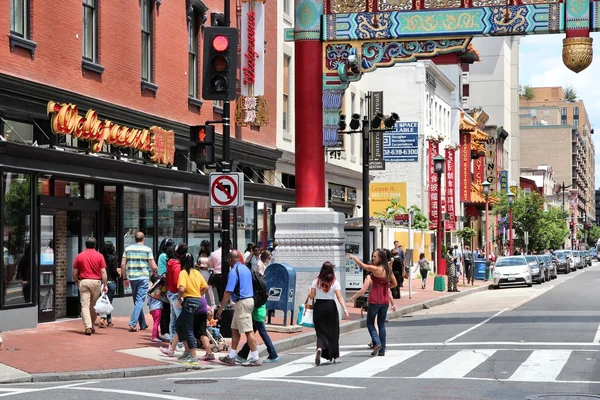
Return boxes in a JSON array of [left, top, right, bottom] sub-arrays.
[[209, 172, 244, 208], [394, 213, 409, 226]]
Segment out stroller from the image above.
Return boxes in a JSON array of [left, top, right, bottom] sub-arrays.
[[205, 325, 229, 353]]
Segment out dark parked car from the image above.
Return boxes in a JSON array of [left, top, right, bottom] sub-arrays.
[[553, 251, 570, 274], [525, 255, 546, 284], [541, 254, 557, 279]]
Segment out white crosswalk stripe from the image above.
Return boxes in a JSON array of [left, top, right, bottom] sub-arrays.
[[508, 350, 572, 382], [418, 349, 496, 379], [327, 350, 421, 378], [229, 349, 597, 384]]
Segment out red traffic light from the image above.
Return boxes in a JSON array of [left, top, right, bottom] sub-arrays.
[[212, 35, 229, 52]]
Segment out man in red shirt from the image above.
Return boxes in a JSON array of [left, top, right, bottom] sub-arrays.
[[73, 237, 108, 335]]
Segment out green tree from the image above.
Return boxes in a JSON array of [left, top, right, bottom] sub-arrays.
[[537, 207, 570, 250], [519, 85, 535, 100], [373, 197, 430, 230], [587, 225, 600, 247], [564, 85, 577, 102], [456, 227, 476, 248]]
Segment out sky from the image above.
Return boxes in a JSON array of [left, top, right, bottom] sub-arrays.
[[519, 34, 600, 188]]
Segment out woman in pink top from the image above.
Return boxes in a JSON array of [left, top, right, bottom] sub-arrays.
[[350, 249, 397, 357]]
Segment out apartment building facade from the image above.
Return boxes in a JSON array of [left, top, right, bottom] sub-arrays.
[[520, 87, 595, 222]]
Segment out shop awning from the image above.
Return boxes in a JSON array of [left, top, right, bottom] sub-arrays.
[[467, 182, 500, 205]]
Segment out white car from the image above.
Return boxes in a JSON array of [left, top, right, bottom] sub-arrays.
[[492, 256, 533, 289]]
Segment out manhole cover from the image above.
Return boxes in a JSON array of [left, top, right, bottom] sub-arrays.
[[527, 395, 600, 400], [174, 379, 218, 385]]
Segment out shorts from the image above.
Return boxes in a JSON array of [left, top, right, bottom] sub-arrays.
[[193, 313, 207, 339], [231, 297, 254, 333]]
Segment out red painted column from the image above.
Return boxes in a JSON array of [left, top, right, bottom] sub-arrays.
[[294, 41, 325, 207]]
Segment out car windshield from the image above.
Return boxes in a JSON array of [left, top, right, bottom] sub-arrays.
[[524, 256, 538, 263], [495, 258, 526, 267], [555, 252, 566, 259]]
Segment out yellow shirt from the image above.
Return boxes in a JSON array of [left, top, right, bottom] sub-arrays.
[[177, 269, 207, 299]]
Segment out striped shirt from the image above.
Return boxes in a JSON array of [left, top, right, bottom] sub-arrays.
[[123, 244, 153, 281]]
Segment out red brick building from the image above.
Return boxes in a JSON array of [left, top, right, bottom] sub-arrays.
[[0, 0, 290, 330]]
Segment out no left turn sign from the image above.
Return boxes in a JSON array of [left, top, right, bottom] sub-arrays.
[[209, 172, 244, 208]]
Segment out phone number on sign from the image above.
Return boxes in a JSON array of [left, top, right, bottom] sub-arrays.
[[384, 149, 418, 156]]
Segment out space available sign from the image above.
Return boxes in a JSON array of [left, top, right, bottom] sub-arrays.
[[383, 122, 419, 162]]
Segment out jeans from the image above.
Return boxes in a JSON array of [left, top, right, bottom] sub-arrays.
[[366, 303, 389, 353], [129, 279, 149, 329], [167, 291, 183, 341], [238, 319, 278, 360], [420, 268, 428, 286], [176, 297, 202, 349]]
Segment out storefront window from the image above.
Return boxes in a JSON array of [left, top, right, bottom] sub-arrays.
[[2, 120, 34, 144], [237, 201, 255, 253], [188, 194, 211, 259], [257, 202, 274, 250], [54, 180, 81, 198], [2, 173, 32, 306], [38, 176, 51, 195], [103, 186, 118, 246], [123, 187, 154, 251], [158, 191, 184, 252]]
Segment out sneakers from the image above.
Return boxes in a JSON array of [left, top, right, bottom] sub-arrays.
[[177, 351, 191, 360], [150, 338, 163, 343], [159, 334, 171, 341], [160, 347, 175, 357], [85, 328, 92, 336], [180, 355, 199, 365], [371, 344, 382, 356], [242, 359, 263, 367], [176, 343, 185, 352], [200, 354, 216, 362], [264, 356, 279, 363], [219, 355, 237, 366], [315, 348, 322, 366], [234, 355, 246, 364]]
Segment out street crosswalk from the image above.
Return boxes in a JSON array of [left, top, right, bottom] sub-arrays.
[[226, 348, 600, 384]]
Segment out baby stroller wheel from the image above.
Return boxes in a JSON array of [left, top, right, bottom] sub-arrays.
[[212, 345, 219, 353], [223, 344, 229, 352]]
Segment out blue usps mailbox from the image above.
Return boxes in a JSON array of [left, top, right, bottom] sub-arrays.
[[265, 263, 296, 326]]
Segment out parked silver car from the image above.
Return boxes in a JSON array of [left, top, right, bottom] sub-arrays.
[[492, 256, 533, 289], [540, 254, 557, 279]]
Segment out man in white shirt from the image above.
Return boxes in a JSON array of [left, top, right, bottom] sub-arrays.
[[248, 245, 260, 272], [208, 239, 230, 302]]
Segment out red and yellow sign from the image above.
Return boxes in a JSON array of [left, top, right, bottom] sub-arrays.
[[461, 133, 471, 203], [47, 101, 175, 165], [445, 148, 456, 231], [428, 140, 440, 228]]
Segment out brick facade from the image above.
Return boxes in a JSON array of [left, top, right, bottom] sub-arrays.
[[55, 211, 67, 319], [0, 0, 277, 148]]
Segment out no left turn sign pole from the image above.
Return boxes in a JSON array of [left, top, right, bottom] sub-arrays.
[[209, 172, 244, 208]]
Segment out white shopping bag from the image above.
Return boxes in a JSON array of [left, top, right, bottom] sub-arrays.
[[94, 293, 113, 315]]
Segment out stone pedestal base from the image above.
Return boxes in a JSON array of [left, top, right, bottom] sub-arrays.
[[274, 208, 346, 317]]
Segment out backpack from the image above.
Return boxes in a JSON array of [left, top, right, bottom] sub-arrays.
[[235, 265, 268, 308]]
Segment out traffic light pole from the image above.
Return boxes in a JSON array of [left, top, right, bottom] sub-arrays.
[[220, 0, 232, 299]]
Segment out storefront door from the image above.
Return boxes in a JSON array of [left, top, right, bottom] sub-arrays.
[[38, 196, 99, 322]]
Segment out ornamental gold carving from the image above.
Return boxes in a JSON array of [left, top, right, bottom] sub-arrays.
[[562, 37, 593, 73], [471, 0, 503, 7], [379, 0, 413, 11], [330, 0, 365, 13], [424, 0, 461, 9]]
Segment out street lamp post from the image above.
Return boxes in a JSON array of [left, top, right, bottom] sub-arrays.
[[507, 191, 515, 255], [408, 209, 415, 299], [433, 155, 446, 275], [482, 181, 491, 279]]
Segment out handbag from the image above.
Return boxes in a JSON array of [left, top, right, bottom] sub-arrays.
[[297, 296, 314, 328], [148, 276, 169, 303]]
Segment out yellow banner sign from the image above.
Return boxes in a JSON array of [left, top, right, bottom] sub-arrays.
[[47, 101, 175, 165], [369, 182, 407, 217]]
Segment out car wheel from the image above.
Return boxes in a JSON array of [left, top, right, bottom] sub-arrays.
[[493, 285, 499, 290], [527, 282, 533, 287]]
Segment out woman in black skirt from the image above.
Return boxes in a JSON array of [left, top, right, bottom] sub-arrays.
[[308, 261, 350, 366]]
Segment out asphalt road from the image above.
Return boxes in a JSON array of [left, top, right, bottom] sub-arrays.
[[5, 261, 600, 400]]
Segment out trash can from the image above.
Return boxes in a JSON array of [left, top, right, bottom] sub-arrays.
[[474, 260, 487, 280], [433, 276, 445, 292]]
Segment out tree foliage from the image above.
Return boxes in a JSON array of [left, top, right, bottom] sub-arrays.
[[519, 85, 535, 100], [564, 85, 577, 102], [374, 197, 431, 230], [492, 191, 569, 251], [456, 227, 476, 246], [587, 225, 600, 247]]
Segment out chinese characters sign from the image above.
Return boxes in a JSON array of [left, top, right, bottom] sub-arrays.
[[499, 170, 508, 193], [461, 133, 471, 202], [47, 101, 175, 165], [428, 140, 440, 228], [445, 148, 456, 231], [383, 122, 419, 162]]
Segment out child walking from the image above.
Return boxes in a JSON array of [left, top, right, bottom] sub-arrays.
[[148, 274, 163, 343]]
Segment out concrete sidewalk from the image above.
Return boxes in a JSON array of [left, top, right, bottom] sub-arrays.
[[0, 276, 489, 383]]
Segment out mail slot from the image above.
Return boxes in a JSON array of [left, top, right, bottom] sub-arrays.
[[265, 263, 296, 326]]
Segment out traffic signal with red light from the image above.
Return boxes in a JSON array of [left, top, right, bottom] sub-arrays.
[[190, 125, 215, 166], [202, 27, 238, 101]]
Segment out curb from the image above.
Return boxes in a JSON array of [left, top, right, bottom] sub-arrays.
[[0, 284, 489, 384], [261, 283, 491, 357]]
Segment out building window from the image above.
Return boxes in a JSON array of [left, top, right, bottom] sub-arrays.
[[573, 106, 579, 126], [2, 173, 32, 307], [158, 191, 185, 246], [141, 0, 153, 82], [82, 0, 97, 62], [188, 14, 198, 98], [2, 119, 34, 144], [283, 0, 290, 15], [237, 201, 256, 255], [561, 106, 568, 125], [283, 55, 291, 131], [188, 194, 211, 259], [123, 186, 155, 251], [10, 0, 28, 37]]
